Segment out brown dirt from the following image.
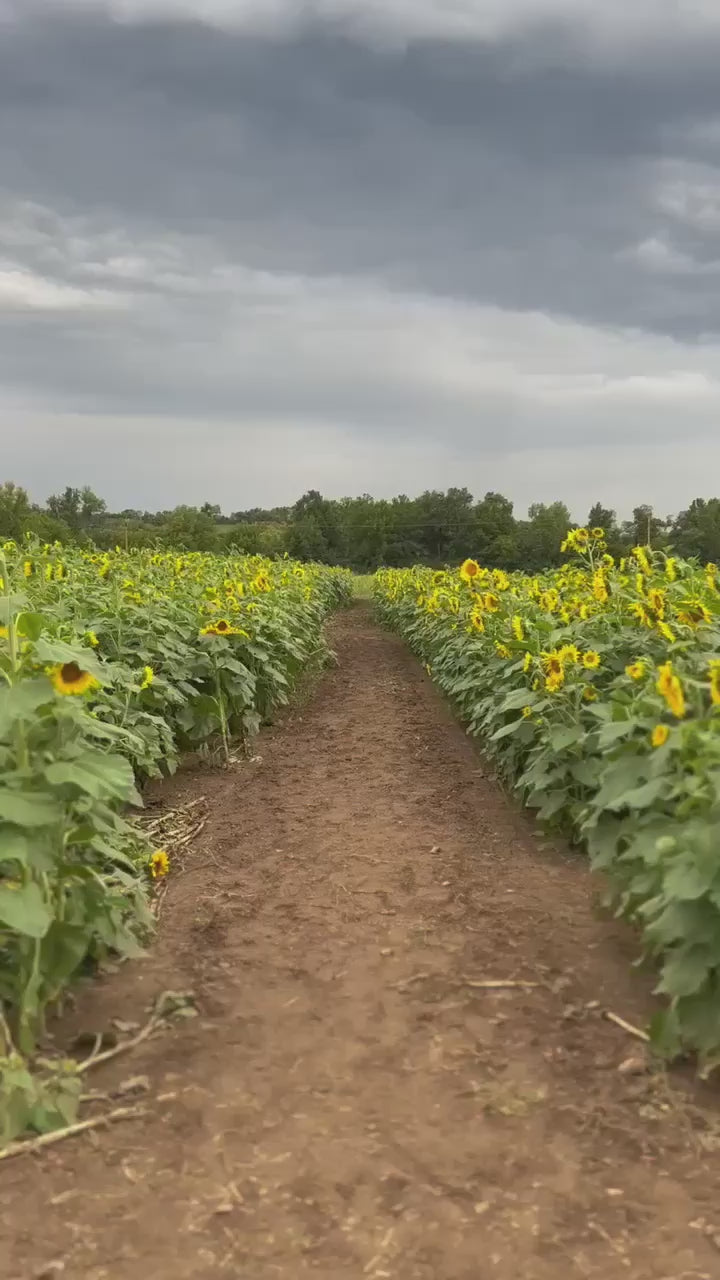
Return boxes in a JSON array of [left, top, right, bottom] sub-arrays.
[[3, 603, 720, 1280]]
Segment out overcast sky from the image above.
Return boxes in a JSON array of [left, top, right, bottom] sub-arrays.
[[2, 0, 720, 517]]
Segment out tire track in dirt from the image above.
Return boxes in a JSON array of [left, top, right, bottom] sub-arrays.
[[2, 604, 720, 1280]]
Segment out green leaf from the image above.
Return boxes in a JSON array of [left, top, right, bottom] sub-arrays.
[[662, 862, 714, 902], [14, 612, 47, 642], [0, 791, 62, 827], [32, 638, 105, 680], [656, 947, 713, 999], [0, 880, 52, 938], [490, 719, 525, 742], [0, 829, 30, 867], [44, 752, 140, 804], [0, 678, 54, 738]]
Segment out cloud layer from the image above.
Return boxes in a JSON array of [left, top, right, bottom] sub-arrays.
[[1, 1, 719, 515]]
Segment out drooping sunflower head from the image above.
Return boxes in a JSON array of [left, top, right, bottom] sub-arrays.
[[50, 661, 99, 697], [140, 665, 154, 689]]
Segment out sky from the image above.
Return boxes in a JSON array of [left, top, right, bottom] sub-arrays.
[[2, 1, 720, 518]]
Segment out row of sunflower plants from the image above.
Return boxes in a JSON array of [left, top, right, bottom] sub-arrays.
[[0, 540, 351, 1139], [374, 531, 720, 1072]]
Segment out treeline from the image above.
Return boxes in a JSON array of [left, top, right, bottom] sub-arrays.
[[3, 481, 720, 571]]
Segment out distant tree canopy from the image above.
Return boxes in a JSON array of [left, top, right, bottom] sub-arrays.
[[0, 480, 713, 572]]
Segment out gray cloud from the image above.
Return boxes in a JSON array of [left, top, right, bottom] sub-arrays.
[[1, 1, 720, 514]]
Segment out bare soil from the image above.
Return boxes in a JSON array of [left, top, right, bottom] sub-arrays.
[[3, 604, 720, 1280]]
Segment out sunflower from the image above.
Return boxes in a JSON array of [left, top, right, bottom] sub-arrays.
[[432, 571, 446, 586], [511, 615, 524, 642], [709, 661, 720, 707], [495, 643, 511, 659], [558, 644, 579, 665], [677, 599, 711, 627], [200, 618, 235, 637], [582, 651, 600, 670], [483, 592, 500, 613], [651, 725, 669, 748], [648, 588, 666, 618], [50, 661, 99, 696], [460, 559, 481, 583], [582, 685, 598, 701], [545, 670, 565, 693], [590, 527, 605, 540], [469, 612, 485, 633], [149, 849, 170, 879], [140, 665, 154, 689], [625, 660, 645, 680], [542, 651, 564, 676], [0, 624, 8, 640], [523, 651, 533, 672], [522, 705, 533, 718], [656, 662, 686, 719], [657, 620, 676, 644]]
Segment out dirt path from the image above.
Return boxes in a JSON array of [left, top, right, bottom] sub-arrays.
[[3, 605, 720, 1280]]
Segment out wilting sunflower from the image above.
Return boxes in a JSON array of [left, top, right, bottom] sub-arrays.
[[50, 661, 99, 696], [495, 642, 511, 659], [651, 725, 670, 748], [460, 559, 481, 583], [511, 615, 524, 642]]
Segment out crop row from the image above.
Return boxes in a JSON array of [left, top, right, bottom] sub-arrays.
[[0, 541, 350, 1137], [374, 531, 720, 1071]]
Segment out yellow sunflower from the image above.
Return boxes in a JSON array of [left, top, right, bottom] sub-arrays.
[[651, 725, 669, 748], [625, 660, 645, 680], [582, 651, 600, 670], [656, 662, 686, 719], [140, 665, 154, 689], [200, 619, 235, 637], [149, 849, 170, 879], [459, 558, 481, 583], [50, 661, 99, 697]]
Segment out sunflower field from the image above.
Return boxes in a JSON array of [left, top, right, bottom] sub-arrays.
[[0, 541, 350, 1136], [375, 531, 720, 1070]]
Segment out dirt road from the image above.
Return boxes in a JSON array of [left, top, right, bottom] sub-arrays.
[[3, 605, 720, 1279]]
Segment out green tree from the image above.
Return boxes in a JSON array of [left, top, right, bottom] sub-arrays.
[[0, 482, 32, 539]]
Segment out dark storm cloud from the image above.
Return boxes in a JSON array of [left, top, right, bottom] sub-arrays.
[[2, 1, 720, 514], [0, 6, 719, 334]]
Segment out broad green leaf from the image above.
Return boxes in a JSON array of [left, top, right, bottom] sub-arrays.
[[0, 880, 52, 938], [0, 791, 61, 827], [44, 752, 140, 804], [0, 678, 54, 737]]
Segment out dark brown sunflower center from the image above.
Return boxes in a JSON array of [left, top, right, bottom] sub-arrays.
[[216, 621, 229, 631], [62, 662, 82, 681]]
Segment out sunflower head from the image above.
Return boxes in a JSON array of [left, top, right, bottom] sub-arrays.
[[140, 665, 154, 689], [582, 650, 601, 670], [50, 661, 99, 697], [651, 725, 670, 748], [149, 849, 170, 879], [460, 558, 481, 583], [625, 660, 645, 680]]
